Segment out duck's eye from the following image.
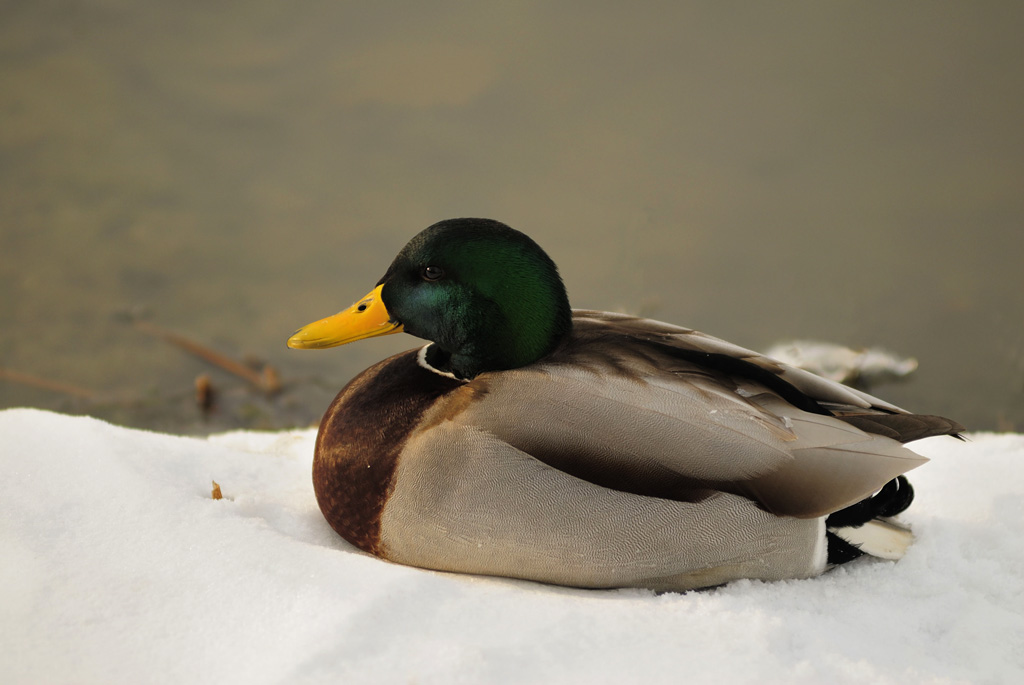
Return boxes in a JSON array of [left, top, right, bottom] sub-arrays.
[[422, 265, 444, 281]]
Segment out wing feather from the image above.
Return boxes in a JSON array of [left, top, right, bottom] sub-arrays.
[[446, 311, 944, 517]]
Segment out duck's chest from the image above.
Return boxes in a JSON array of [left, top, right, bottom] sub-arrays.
[[312, 350, 463, 555]]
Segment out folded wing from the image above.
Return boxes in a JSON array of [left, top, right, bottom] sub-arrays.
[[456, 311, 960, 518]]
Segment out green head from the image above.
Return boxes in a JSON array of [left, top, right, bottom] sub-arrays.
[[381, 218, 572, 378], [288, 218, 573, 379]]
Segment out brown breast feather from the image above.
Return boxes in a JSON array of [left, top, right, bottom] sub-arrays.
[[313, 349, 463, 555]]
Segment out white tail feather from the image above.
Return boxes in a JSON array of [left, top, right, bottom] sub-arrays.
[[831, 519, 914, 560]]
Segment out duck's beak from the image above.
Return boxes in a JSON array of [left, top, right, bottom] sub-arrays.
[[287, 283, 404, 349]]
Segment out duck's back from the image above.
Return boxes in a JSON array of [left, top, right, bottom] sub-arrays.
[[456, 311, 959, 517]]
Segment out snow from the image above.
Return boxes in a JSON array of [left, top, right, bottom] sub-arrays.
[[1, 408, 1022, 684]]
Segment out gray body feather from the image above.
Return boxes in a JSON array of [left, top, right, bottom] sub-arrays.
[[368, 312, 944, 591]]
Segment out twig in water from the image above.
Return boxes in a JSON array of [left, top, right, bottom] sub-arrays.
[[0, 367, 96, 399], [134, 321, 282, 395]]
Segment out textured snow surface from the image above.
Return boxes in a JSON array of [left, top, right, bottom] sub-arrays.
[[1, 408, 1022, 684]]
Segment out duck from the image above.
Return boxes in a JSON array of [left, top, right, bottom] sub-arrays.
[[287, 218, 963, 592]]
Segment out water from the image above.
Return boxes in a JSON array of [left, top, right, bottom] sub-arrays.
[[2, 1, 1022, 433]]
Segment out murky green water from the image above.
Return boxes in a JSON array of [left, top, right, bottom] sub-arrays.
[[2, 2, 1022, 433]]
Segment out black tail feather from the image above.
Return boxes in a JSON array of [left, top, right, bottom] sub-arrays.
[[826, 476, 915, 529], [826, 532, 865, 565]]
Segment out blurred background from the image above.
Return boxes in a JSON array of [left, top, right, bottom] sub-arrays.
[[2, 1, 1021, 433]]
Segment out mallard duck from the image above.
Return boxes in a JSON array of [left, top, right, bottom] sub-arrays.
[[287, 218, 962, 591]]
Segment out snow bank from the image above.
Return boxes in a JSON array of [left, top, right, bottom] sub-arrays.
[[1, 408, 1022, 684]]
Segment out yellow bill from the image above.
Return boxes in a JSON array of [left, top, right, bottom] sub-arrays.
[[287, 283, 403, 349]]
